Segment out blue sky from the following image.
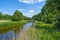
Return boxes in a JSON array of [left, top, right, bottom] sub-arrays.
[[0, 0, 46, 17]]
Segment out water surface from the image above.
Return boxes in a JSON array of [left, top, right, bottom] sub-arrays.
[[0, 22, 33, 40]]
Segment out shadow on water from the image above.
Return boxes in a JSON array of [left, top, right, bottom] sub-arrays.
[[0, 22, 33, 40], [0, 26, 22, 40]]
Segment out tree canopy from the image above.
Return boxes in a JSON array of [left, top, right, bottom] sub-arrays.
[[0, 12, 3, 20], [32, 0, 60, 27], [12, 10, 24, 21], [0, 10, 31, 21]]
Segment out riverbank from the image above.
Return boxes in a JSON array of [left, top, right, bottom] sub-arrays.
[[18, 21, 60, 40], [0, 20, 29, 34]]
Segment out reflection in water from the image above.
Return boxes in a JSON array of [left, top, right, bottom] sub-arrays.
[[0, 31, 15, 40], [16, 22, 33, 40], [0, 22, 33, 40]]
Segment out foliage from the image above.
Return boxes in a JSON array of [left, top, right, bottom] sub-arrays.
[[19, 23, 60, 40], [4, 14, 12, 20], [31, 1, 60, 39], [36, 21, 54, 28], [12, 10, 24, 21], [0, 20, 29, 29], [0, 20, 29, 34], [23, 16, 32, 20], [32, 0, 60, 27], [0, 12, 12, 20], [0, 10, 30, 21], [32, 13, 41, 21], [0, 12, 4, 20]]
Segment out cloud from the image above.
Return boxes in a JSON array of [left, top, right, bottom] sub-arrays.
[[38, 0, 45, 2], [28, 10, 34, 13], [19, 0, 45, 4], [23, 13, 35, 17]]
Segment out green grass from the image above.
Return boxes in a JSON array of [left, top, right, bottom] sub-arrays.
[[0, 20, 29, 34], [19, 21, 60, 40], [0, 20, 28, 29], [35, 21, 54, 28]]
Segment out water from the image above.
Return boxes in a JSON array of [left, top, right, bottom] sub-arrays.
[[0, 22, 33, 40]]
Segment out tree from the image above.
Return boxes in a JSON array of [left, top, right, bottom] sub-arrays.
[[0, 12, 4, 20], [12, 10, 24, 21], [32, 14, 40, 21], [4, 14, 12, 20], [32, 0, 60, 25]]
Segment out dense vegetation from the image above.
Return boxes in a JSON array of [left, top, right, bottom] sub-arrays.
[[0, 20, 29, 34], [0, 10, 31, 21], [32, 0, 60, 27], [28, 0, 60, 40], [0, 10, 30, 34], [0, 0, 60, 40], [0, 20, 28, 29], [19, 26, 60, 40], [0, 12, 12, 20]]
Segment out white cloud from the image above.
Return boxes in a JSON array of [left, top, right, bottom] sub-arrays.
[[19, 0, 45, 4], [23, 13, 35, 17], [28, 10, 34, 13], [23, 10, 35, 17], [38, 0, 45, 2]]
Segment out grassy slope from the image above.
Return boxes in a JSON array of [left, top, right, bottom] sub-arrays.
[[0, 20, 29, 28], [19, 21, 60, 40], [0, 20, 29, 34]]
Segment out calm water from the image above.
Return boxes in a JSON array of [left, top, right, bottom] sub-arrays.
[[0, 22, 33, 40]]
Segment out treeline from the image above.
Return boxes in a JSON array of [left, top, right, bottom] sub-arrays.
[[0, 10, 31, 21], [32, 0, 60, 27]]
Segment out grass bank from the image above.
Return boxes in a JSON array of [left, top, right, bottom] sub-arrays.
[[0, 20, 29, 34], [19, 21, 60, 40]]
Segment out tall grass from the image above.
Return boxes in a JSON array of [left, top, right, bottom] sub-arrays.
[[18, 21, 60, 40], [0, 20, 29, 34]]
